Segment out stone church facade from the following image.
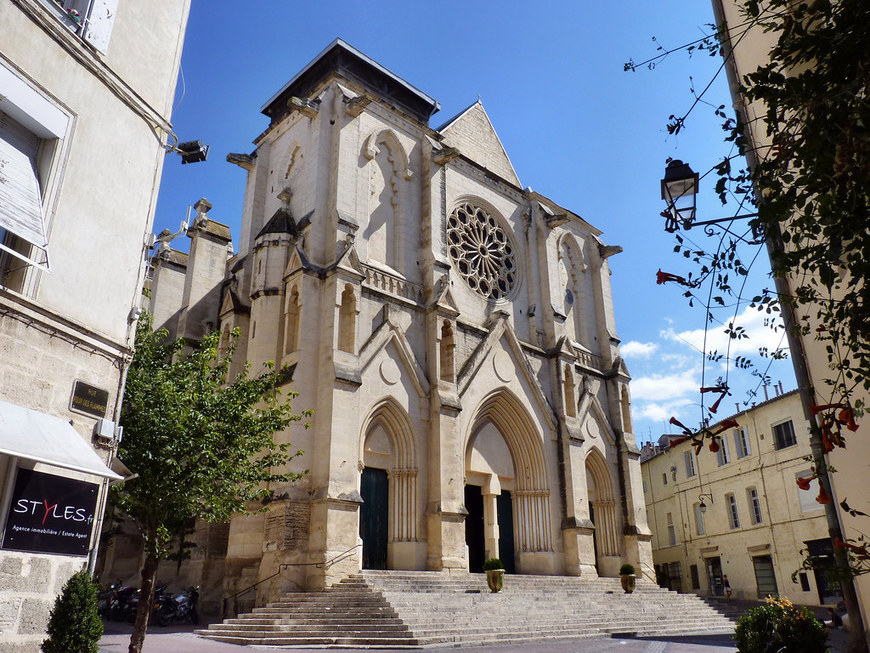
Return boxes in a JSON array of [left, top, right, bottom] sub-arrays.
[[106, 39, 652, 607]]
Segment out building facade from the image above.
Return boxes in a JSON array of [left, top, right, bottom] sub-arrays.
[[101, 39, 651, 610], [0, 1, 189, 650], [641, 391, 839, 605]]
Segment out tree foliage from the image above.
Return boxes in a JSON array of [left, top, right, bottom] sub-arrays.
[[628, 2, 869, 650], [41, 569, 103, 653], [716, 0, 870, 581], [730, 0, 870, 406], [113, 315, 309, 653], [633, 0, 869, 418], [634, 0, 869, 555]]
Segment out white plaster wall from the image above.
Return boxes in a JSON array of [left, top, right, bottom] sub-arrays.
[[0, 1, 188, 344]]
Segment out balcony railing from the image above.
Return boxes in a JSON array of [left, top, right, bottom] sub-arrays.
[[362, 264, 424, 304]]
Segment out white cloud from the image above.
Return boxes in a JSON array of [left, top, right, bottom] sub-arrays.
[[660, 352, 694, 369], [636, 398, 695, 423], [621, 341, 658, 358], [630, 369, 699, 402], [661, 306, 787, 358]]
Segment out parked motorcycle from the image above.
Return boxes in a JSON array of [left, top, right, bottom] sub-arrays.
[[106, 583, 138, 622], [127, 581, 168, 623], [97, 579, 121, 618], [154, 586, 199, 626]]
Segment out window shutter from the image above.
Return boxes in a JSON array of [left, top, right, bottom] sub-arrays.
[[684, 450, 695, 477], [0, 113, 48, 254], [83, 0, 119, 55]]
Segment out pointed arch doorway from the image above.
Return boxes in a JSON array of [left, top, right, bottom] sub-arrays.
[[465, 421, 516, 574], [359, 400, 418, 570], [585, 449, 621, 575], [465, 390, 552, 574], [360, 467, 388, 569]]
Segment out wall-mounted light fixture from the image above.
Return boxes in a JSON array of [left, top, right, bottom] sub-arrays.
[[661, 159, 698, 232], [699, 492, 714, 513], [174, 140, 210, 164], [659, 159, 757, 234]]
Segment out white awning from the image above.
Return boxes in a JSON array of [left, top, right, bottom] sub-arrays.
[[0, 399, 121, 480]]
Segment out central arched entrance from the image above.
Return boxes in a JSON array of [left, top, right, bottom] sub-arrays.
[[465, 420, 516, 573], [464, 390, 551, 574]]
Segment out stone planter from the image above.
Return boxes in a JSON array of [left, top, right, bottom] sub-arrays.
[[485, 569, 505, 593], [620, 573, 636, 594]]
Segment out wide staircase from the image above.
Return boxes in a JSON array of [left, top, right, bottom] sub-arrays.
[[196, 570, 736, 648]]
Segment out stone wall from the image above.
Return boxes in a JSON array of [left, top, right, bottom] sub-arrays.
[[0, 552, 83, 653]]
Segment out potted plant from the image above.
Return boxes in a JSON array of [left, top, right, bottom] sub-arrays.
[[482, 558, 505, 593], [619, 563, 636, 594]]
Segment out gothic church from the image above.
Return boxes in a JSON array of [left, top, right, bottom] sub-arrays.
[[106, 39, 652, 608]]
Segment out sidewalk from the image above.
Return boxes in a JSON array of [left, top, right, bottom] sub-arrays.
[[100, 620, 848, 653]]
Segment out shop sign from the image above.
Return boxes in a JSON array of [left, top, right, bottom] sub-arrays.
[[2, 468, 98, 556]]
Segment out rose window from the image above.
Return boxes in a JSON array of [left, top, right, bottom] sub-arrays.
[[446, 203, 517, 300]]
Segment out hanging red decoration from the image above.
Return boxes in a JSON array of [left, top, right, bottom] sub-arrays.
[[816, 484, 832, 504], [656, 269, 693, 286], [810, 403, 859, 449], [700, 384, 730, 414]]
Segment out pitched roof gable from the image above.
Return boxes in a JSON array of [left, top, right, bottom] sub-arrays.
[[437, 101, 521, 187]]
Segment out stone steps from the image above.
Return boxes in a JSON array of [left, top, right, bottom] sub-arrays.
[[196, 570, 736, 648]]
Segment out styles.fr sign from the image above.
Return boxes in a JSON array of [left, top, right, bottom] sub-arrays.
[[2, 468, 99, 556]]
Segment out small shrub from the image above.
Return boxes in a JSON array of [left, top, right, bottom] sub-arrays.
[[619, 563, 636, 575], [42, 569, 103, 653], [734, 596, 827, 653], [482, 558, 504, 571]]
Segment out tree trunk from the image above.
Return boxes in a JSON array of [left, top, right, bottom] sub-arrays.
[[128, 553, 159, 653]]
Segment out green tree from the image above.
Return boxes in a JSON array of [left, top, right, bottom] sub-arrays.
[[41, 569, 103, 653], [113, 316, 308, 653]]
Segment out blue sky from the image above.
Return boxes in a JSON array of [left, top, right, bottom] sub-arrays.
[[154, 1, 795, 445]]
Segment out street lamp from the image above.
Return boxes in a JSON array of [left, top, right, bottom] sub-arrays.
[[164, 138, 210, 164], [661, 159, 699, 232], [175, 140, 210, 165], [659, 160, 759, 234], [699, 493, 714, 513]]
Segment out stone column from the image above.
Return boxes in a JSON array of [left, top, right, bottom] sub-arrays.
[[483, 475, 501, 561]]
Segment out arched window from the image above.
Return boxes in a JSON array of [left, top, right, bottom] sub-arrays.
[[218, 325, 231, 360], [363, 131, 409, 272], [284, 284, 301, 356], [440, 321, 455, 382], [620, 386, 633, 434], [564, 365, 576, 417], [338, 284, 356, 353]]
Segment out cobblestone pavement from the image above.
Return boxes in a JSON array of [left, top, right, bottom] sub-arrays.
[[100, 621, 848, 653]]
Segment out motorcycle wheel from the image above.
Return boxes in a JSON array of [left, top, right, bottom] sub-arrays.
[[156, 605, 173, 627], [189, 607, 199, 625]]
